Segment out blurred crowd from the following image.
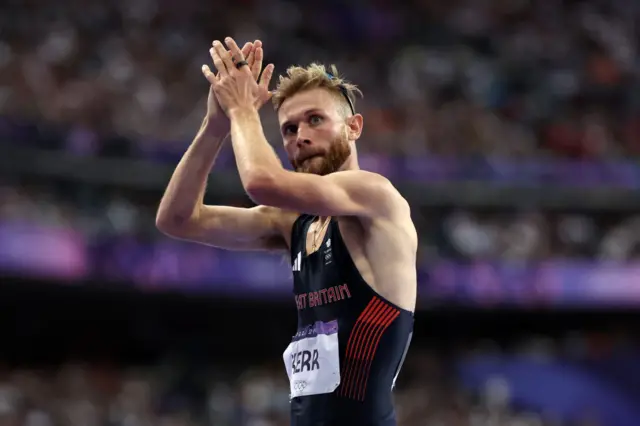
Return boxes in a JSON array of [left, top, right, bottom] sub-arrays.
[[2, 2, 640, 425], [419, 207, 640, 262], [1, 0, 639, 159], [2, 0, 640, 277], [2, 331, 630, 426], [2, 180, 639, 264]]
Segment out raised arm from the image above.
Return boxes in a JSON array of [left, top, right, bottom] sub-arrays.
[[155, 115, 288, 252], [208, 37, 408, 219], [158, 203, 288, 251], [156, 40, 287, 252], [244, 166, 405, 219], [225, 104, 406, 218]]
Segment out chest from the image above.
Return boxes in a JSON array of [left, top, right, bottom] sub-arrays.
[[293, 226, 340, 290], [291, 217, 367, 313], [301, 216, 364, 256], [304, 216, 332, 256], [292, 217, 357, 291]]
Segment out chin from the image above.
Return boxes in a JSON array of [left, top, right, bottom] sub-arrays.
[[295, 158, 326, 175], [294, 154, 347, 176], [296, 166, 324, 175]]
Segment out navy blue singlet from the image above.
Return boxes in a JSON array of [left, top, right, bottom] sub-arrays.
[[286, 214, 414, 426]]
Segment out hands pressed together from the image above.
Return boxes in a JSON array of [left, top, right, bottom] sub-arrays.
[[202, 37, 274, 125]]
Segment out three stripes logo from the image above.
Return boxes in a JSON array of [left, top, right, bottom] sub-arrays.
[[292, 251, 302, 272]]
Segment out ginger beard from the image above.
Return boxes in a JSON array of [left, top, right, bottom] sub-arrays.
[[290, 129, 351, 176]]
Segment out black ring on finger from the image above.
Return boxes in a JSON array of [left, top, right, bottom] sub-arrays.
[[235, 60, 249, 69]]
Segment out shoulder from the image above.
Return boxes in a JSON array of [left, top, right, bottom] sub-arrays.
[[328, 170, 410, 218], [341, 171, 415, 238], [328, 170, 401, 197]]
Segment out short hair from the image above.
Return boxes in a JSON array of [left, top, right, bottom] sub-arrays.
[[271, 63, 362, 117]]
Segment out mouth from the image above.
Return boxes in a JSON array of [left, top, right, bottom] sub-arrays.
[[299, 154, 322, 163]]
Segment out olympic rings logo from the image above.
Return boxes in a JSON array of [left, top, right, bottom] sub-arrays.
[[292, 380, 308, 392]]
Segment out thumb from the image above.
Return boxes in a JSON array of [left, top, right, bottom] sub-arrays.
[[201, 65, 217, 84], [255, 90, 273, 109]]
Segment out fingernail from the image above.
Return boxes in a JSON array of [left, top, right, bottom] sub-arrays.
[[225, 37, 231, 42], [213, 41, 219, 46]]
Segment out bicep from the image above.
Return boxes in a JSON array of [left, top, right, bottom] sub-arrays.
[[163, 205, 288, 252]]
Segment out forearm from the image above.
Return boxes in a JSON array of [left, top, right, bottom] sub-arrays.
[[157, 118, 227, 227], [229, 107, 283, 187]]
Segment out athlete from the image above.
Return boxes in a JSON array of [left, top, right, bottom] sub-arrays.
[[156, 38, 417, 426]]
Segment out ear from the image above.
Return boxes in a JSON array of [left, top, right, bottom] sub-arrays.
[[346, 113, 363, 140]]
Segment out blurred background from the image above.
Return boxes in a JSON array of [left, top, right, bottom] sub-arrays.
[[1, 0, 640, 424]]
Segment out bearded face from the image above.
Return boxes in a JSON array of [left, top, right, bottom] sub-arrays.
[[278, 88, 361, 176], [290, 129, 351, 176]]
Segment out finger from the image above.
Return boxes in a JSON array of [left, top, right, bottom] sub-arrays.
[[246, 48, 257, 80], [212, 41, 234, 74], [251, 46, 263, 82], [216, 39, 252, 50], [216, 40, 252, 59], [259, 63, 275, 89], [201, 64, 217, 84], [240, 42, 253, 59], [223, 37, 245, 65], [209, 47, 228, 76]]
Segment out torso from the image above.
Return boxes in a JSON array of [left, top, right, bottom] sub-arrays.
[[281, 212, 416, 426], [283, 212, 417, 313]]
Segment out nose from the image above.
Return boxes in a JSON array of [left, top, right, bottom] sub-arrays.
[[295, 124, 313, 147], [296, 137, 312, 148]]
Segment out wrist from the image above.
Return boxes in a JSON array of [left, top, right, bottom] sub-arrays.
[[228, 105, 259, 121], [201, 117, 230, 138]]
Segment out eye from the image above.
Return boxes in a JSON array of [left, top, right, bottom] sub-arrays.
[[284, 124, 298, 135], [309, 115, 323, 126]]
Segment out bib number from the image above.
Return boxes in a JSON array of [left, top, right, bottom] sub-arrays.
[[283, 320, 340, 398]]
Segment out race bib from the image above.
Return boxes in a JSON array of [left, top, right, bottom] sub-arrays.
[[283, 320, 340, 398]]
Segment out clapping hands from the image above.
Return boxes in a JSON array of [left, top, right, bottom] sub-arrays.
[[203, 38, 274, 118]]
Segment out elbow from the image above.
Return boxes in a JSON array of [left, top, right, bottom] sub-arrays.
[[155, 212, 172, 234], [155, 209, 190, 237], [243, 169, 281, 205], [155, 212, 176, 236]]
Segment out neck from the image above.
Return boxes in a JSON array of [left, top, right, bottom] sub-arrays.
[[339, 153, 359, 172]]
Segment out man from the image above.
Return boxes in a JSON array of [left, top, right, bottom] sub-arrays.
[[156, 38, 417, 426]]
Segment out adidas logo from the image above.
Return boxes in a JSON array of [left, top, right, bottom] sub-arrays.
[[292, 251, 302, 272]]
